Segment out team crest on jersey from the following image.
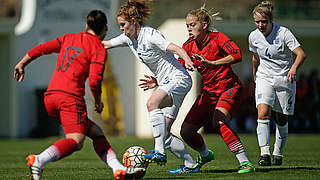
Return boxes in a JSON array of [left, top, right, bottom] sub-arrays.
[[274, 38, 279, 44]]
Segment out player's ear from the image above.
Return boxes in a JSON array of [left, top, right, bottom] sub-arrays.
[[202, 21, 208, 30]]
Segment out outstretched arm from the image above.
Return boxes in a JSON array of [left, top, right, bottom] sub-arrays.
[[14, 54, 33, 83], [166, 43, 195, 71], [14, 38, 61, 83]]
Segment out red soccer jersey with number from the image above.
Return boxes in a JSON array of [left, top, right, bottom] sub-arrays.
[[27, 32, 106, 98], [178, 32, 241, 101]]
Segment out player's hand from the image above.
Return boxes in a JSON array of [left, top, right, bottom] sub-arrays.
[[138, 74, 158, 91], [95, 101, 104, 113], [286, 68, 297, 84], [193, 54, 214, 68], [184, 61, 196, 71], [14, 63, 25, 83]]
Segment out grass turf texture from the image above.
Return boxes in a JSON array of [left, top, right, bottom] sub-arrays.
[[0, 134, 319, 179]]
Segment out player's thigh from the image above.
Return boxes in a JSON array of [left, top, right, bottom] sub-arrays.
[[147, 88, 169, 110], [183, 97, 214, 128], [158, 75, 192, 108], [274, 76, 296, 115], [59, 96, 93, 135], [44, 93, 59, 120], [216, 84, 242, 121], [255, 76, 276, 108]]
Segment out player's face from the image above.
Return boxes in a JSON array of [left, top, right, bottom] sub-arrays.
[[186, 15, 206, 41], [117, 16, 136, 38], [254, 12, 272, 36]]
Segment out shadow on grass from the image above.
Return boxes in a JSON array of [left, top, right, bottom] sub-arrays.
[[98, 166, 320, 180], [201, 166, 320, 173]]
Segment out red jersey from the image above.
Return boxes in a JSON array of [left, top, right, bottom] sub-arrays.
[[179, 32, 241, 101], [28, 32, 106, 98]]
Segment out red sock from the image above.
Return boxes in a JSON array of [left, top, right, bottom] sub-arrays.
[[92, 136, 112, 161], [184, 133, 205, 150], [217, 123, 245, 155], [53, 138, 78, 159]]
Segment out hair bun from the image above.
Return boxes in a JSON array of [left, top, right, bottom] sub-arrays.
[[260, 1, 273, 10]]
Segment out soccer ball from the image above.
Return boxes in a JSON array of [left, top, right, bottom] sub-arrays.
[[123, 146, 148, 168]]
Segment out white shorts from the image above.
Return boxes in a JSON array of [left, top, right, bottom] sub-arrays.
[[255, 75, 296, 115], [158, 73, 192, 120]]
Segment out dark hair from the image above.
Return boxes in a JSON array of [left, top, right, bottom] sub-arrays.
[[87, 10, 108, 35], [118, 0, 152, 25]]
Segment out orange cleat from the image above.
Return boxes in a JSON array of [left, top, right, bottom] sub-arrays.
[[26, 154, 43, 180], [113, 167, 146, 180]]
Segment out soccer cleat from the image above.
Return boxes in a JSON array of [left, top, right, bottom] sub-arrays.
[[238, 161, 255, 174], [26, 154, 43, 180], [258, 154, 271, 166], [196, 150, 214, 167], [113, 167, 146, 180], [168, 163, 201, 173], [141, 150, 167, 166], [272, 155, 283, 166]]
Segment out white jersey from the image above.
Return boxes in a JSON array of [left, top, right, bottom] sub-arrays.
[[248, 24, 301, 77], [110, 26, 190, 84]]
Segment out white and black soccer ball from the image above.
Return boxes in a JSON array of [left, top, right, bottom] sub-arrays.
[[123, 146, 148, 168]]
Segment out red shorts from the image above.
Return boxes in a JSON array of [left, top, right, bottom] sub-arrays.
[[44, 92, 94, 135], [184, 84, 242, 126]]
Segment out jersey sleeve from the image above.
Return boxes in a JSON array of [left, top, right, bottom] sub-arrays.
[[27, 37, 62, 60], [110, 33, 128, 47], [284, 28, 301, 51], [149, 30, 171, 52], [88, 46, 106, 98], [248, 32, 257, 53], [217, 32, 242, 61]]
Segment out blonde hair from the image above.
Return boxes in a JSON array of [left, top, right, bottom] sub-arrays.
[[252, 1, 274, 21], [117, 0, 152, 25], [187, 3, 222, 31]]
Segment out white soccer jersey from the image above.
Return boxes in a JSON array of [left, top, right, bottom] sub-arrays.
[[249, 24, 301, 77], [110, 26, 190, 84]]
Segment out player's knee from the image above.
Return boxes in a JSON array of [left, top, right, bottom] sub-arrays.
[[257, 112, 270, 120], [72, 136, 86, 151], [146, 99, 158, 112]]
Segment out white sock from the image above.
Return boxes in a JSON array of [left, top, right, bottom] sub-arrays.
[[149, 109, 166, 154], [273, 122, 288, 156], [198, 143, 210, 157], [165, 133, 196, 168], [257, 119, 271, 155], [236, 152, 249, 163], [37, 145, 60, 167], [103, 148, 125, 173]]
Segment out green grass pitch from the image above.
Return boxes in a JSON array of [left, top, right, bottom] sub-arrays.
[[0, 134, 319, 179]]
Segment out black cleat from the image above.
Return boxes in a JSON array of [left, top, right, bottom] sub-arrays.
[[272, 155, 283, 166], [258, 154, 271, 166]]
